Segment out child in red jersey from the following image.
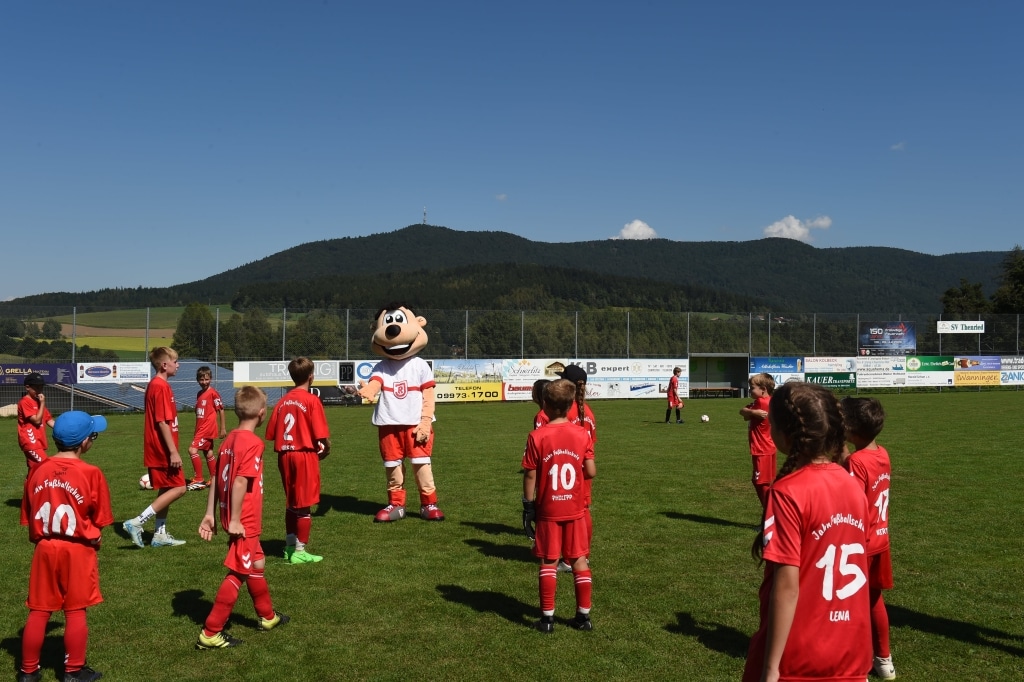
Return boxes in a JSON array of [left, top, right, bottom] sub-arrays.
[[17, 372, 55, 475], [196, 386, 289, 650], [265, 357, 330, 564], [740, 372, 777, 508], [20, 411, 112, 682], [530, 379, 550, 430], [522, 379, 597, 633], [187, 365, 227, 491], [841, 397, 896, 681], [743, 382, 872, 682], [665, 366, 684, 423], [123, 346, 188, 548]]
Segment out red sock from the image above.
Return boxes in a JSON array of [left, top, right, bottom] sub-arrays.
[[296, 514, 311, 545], [573, 568, 593, 612], [63, 608, 88, 672], [870, 589, 891, 657], [20, 610, 50, 674], [246, 572, 275, 620], [204, 575, 242, 635], [189, 453, 204, 480], [206, 456, 217, 480], [538, 564, 557, 613], [285, 509, 298, 537]]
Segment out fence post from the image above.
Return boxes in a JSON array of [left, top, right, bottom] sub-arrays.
[[145, 307, 150, 359], [626, 310, 630, 358], [768, 312, 772, 356], [465, 310, 469, 359], [281, 308, 287, 360], [520, 310, 524, 359], [346, 308, 350, 360], [813, 313, 817, 356], [215, 307, 220, 378], [574, 311, 579, 359], [71, 306, 77, 410]]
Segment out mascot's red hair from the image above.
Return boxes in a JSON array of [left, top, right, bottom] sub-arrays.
[[357, 303, 445, 522]]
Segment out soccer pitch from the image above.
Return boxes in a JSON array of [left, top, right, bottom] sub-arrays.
[[1, 392, 1021, 681]]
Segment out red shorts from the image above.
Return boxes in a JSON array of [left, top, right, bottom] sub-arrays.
[[224, 535, 265, 575], [751, 453, 777, 486], [190, 437, 214, 452], [27, 539, 103, 612], [149, 466, 186, 490], [868, 547, 894, 590], [378, 425, 433, 464], [24, 451, 48, 473], [277, 451, 321, 508], [533, 517, 589, 562]]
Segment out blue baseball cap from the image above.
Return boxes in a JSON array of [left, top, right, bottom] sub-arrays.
[[53, 411, 108, 449]]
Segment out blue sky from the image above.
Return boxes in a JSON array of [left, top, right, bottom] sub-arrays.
[[2, 2, 1021, 300]]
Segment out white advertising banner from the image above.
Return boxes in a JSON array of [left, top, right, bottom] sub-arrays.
[[233, 360, 339, 387], [500, 358, 689, 401], [1001, 357, 1024, 385], [76, 362, 151, 384], [937, 320, 985, 334], [855, 356, 907, 388], [802, 357, 857, 373]]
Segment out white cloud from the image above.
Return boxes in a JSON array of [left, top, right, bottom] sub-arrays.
[[495, 193, 508, 202], [762, 215, 832, 243], [890, 141, 906, 151], [613, 219, 658, 240]]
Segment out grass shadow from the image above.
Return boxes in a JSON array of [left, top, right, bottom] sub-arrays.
[[171, 588, 258, 631], [0, 619, 69, 680], [664, 611, 750, 658], [460, 521, 522, 537], [463, 538, 535, 563], [436, 584, 534, 627], [313, 494, 380, 518], [888, 604, 1024, 657], [662, 511, 760, 530], [5, 497, 22, 509]]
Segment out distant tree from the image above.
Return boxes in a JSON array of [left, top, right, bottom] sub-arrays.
[[23, 321, 40, 339], [991, 245, 1024, 314], [243, 307, 277, 360], [173, 303, 217, 359], [286, 310, 345, 359], [41, 319, 63, 339], [0, 317, 24, 338], [941, 278, 991, 316]]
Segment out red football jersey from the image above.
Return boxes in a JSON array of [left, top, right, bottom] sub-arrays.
[[216, 429, 265, 536], [143, 376, 179, 467], [534, 403, 597, 443], [747, 395, 776, 456], [522, 421, 594, 522], [747, 463, 872, 681], [21, 457, 114, 545], [845, 445, 892, 556], [194, 386, 224, 441], [18, 394, 52, 452], [265, 387, 329, 453]]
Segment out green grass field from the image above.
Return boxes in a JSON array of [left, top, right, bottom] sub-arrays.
[[1, 393, 1021, 681]]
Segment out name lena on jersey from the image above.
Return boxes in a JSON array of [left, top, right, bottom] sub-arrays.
[[829, 610, 851, 622]]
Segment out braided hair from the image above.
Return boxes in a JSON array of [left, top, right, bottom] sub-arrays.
[[751, 382, 847, 562]]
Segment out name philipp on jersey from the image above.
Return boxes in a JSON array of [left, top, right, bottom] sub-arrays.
[[811, 512, 865, 541], [33, 478, 85, 505]]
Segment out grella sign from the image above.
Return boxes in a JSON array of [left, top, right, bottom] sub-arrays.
[[937, 321, 985, 334]]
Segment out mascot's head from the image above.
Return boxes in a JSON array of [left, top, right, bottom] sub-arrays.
[[371, 303, 429, 360]]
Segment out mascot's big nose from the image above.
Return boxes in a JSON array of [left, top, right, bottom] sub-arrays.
[[385, 324, 402, 339]]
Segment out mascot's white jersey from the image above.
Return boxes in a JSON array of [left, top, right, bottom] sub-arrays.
[[369, 356, 437, 426]]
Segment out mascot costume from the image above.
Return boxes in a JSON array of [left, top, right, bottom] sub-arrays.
[[358, 304, 445, 522]]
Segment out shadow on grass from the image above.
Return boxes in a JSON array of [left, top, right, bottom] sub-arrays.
[[888, 604, 1024, 657], [460, 521, 522, 537], [0, 619, 68, 680], [464, 538, 534, 563], [664, 611, 750, 658], [662, 511, 760, 530], [437, 584, 534, 627], [5, 497, 21, 509], [313, 494, 380, 518], [171, 588, 257, 631]]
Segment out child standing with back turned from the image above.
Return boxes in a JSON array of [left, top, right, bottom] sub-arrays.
[[187, 365, 227, 491], [740, 372, 777, 508], [196, 386, 289, 650], [522, 379, 597, 633], [20, 411, 111, 682], [742, 382, 872, 682], [265, 357, 331, 564], [17, 372, 55, 475], [841, 397, 896, 680]]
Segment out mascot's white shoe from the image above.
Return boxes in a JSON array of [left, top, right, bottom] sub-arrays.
[[420, 504, 445, 521], [374, 504, 406, 523]]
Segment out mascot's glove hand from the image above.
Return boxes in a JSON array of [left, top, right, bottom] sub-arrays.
[[414, 417, 432, 445], [522, 498, 536, 540]]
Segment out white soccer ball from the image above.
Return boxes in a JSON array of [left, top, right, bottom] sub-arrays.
[[139, 473, 153, 490], [700, 414, 710, 423]]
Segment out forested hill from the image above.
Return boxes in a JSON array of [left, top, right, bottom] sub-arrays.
[[7, 225, 1008, 313]]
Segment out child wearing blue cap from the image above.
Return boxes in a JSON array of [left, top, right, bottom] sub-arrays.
[[19, 411, 113, 682]]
